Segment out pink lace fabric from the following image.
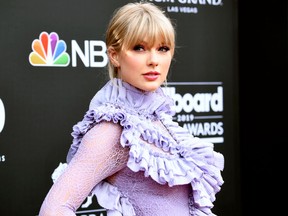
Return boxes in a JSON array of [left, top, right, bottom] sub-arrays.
[[39, 78, 224, 216]]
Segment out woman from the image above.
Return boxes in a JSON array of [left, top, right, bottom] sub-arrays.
[[39, 2, 224, 216]]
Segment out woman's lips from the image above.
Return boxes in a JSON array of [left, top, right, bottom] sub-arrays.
[[143, 72, 160, 81]]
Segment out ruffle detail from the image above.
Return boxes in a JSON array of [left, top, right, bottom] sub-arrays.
[[125, 122, 224, 215], [66, 78, 175, 162], [65, 78, 224, 215]]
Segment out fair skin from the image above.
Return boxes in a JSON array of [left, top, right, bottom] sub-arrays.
[[109, 39, 173, 92]]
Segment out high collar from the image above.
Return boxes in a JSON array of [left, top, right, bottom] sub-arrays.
[[89, 78, 175, 119]]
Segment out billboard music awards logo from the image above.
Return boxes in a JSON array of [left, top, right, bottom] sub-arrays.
[[163, 82, 224, 144], [29, 31, 108, 68]]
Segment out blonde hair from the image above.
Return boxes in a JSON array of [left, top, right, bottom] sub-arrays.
[[105, 2, 176, 79]]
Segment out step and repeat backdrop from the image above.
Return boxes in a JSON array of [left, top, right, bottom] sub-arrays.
[[0, 0, 240, 215]]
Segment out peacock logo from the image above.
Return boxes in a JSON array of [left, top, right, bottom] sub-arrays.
[[29, 32, 70, 67]]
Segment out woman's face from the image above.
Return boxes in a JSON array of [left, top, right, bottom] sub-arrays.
[[112, 39, 173, 92]]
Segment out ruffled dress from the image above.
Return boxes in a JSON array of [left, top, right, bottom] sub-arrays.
[[47, 78, 224, 216]]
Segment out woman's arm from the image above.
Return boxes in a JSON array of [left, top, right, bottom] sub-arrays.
[[39, 121, 129, 216]]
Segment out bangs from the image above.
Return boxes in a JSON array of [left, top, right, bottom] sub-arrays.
[[121, 10, 175, 50]]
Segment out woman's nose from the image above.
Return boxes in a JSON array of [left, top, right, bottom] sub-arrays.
[[147, 51, 159, 67]]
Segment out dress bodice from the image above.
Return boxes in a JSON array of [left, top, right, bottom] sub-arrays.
[[55, 78, 224, 216]]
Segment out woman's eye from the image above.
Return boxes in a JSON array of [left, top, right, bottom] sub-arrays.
[[159, 46, 170, 52], [133, 45, 144, 51]]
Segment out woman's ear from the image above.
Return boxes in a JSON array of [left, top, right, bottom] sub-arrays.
[[108, 47, 119, 67]]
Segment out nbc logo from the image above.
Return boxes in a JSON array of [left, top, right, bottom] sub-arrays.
[[29, 32, 70, 67], [29, 31, 108, 68]]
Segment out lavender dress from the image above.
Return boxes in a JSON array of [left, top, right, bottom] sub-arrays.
[[39, 78, 224, 216]]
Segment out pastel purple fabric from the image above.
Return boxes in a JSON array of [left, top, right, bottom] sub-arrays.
[[66, 78, 224, 215], [52, 78, 224, 216]]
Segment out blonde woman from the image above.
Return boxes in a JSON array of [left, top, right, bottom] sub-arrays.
[[39, 2, 224, 216]]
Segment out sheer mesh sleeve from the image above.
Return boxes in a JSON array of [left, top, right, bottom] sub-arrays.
[[39, 121, 129, 216]]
